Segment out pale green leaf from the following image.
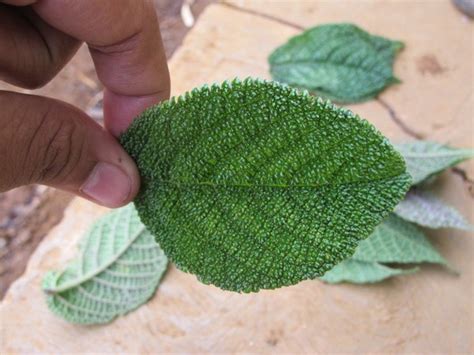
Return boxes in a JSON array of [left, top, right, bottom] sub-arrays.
[[321, 214, 448, 284], [395, 189, 474, 231], [395, 141, 474, 185], [120, 78, 410, 293], [320, 259, 418, 284], [268, 23, 403, 103], [43, 205, 168, 325], [353, 214, 449, 266]]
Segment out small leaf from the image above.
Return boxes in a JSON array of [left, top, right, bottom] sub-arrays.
[[320, 259, 418, 284], [43, 205, 168, 325], [268, 23, 403, 103], [353, 214, 449, 266], [321, 214, 449, 284], [120, 78, 411, 292], [395, 141, 474, 185], [395, 189, 474, 231]]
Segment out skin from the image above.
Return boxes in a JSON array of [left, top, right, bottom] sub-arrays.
[[0, 0, 170, 207]]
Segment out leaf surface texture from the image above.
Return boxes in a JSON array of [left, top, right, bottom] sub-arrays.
[[43, 205, 168, 324], [395, 189, 473, 231], [395, 141, 474, 185], [321, 214, 448, 283], [268, 23, 403, 103], [121, 79, 410, 292]]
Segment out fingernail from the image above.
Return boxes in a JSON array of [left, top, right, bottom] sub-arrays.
[[80, 162, 132, 207]]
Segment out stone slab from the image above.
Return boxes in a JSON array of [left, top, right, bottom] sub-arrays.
[[1, 2, 473, 353]]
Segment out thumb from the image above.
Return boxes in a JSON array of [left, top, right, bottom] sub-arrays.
[[0, 91, 140, 208]]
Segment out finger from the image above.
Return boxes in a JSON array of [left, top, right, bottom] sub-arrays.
[[0, 1, 35, 5], [0, 4, 80, 89], [0, 91, 140, 208], [33, 0, 170, 136]]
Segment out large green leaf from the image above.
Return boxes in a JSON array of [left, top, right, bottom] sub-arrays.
[[321, 214, 449, 284], [395, 141, 474, 185], [395, 189, 473, 231], [268, 23, 403, 103], [43, 205, 168, 324], [121, 78, 411, 293]]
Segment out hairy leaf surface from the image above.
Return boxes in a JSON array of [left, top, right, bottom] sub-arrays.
[[395, 141, 474, 185], [321, 214, 448, 284], [395, 189, 473, 231], [43, 205, 168, 324], [268, 23, 403, 103], [121, 78, 410, 292]]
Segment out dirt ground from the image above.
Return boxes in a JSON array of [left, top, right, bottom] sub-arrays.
[[0, 0, 213, 299]]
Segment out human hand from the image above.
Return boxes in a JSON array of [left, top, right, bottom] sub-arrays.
[[0, 0, 170, 207]]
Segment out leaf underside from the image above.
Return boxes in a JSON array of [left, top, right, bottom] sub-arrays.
[[395, 189, 474, 231], [268, 23, 403, 103], [43, 205, 168, 324], [395, 141, 474, 186], [320, 259, 418, 284], [121, 78, 410, 293], [321, 214, 449, 284]]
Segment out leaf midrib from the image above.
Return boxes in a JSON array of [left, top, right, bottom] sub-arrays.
[[271, 59, 388, 78], [152, 173, 408, 189], [45, 225, 146, 293]]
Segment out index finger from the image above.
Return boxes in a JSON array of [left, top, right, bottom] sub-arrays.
[[33, 0, 170, 136]]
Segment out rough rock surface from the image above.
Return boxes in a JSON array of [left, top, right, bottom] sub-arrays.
[[1, 1, 473, 353]]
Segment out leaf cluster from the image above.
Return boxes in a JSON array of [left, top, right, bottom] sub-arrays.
[[42, 23, 473, 325]]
